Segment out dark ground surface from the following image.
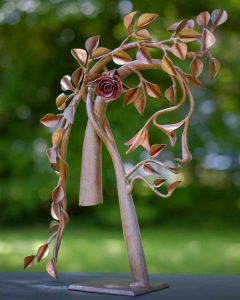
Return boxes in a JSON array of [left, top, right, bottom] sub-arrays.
[[0, 272, 240, 300]]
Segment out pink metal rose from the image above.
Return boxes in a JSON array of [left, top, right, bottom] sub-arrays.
[[94, 75, 123, 102]]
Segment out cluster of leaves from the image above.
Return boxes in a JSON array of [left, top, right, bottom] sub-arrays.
[[24, 9, 227, 278]]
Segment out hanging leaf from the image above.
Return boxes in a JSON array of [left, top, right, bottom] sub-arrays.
[[60, 206, 70, 224], [52, 128, 63, 148], [24, 255, 36, 269], [168, 181, 182, 193], [196, 11, 210, 26], [56, 93, 68, 110], [71, 68, 82, 87], [37, 243, 50, 262], [49, 221, 59, 233], [175, 19, 189, 33], [143, 163, 159, 175], [51, 203, 61, 221], [125, 127, 150, 153], [112, 50, 132, 65], [210, 9, 228, 27], [46, 147, 57, 164], [190, 57, 203, 78], [145, 81, 161, 98], [186, 75, 203, 88], [161, 56, 176, 76], [177, 28, 201, 42], [154, 178, 167, 188], [92, 47, 111, 59], [180, 125, 192, 163], [124, 11, 138, 32], [188, 19, 195, 29], [171, 42, 187, 60], [71, 49, 87, 66], [165, 85, 176, 104], [137, 13, 158, 29], [155, 121, 184, 147], [135, 29, 152, 40], [134, 93, 146, 115], [136, 46, 152, 64], [60, 75, 74, 92], [85, 35, 100, 53], [46, 259, 58, 279], [124, 87, 138, 105], [52, 182, 65, 203], [149, 144, 166, 157], [40, 114, 61, 128], [63, 105, 75, 124], [209, 57, 220, 80], [202, 28, 216, 51]]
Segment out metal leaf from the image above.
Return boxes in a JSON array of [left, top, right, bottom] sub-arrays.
[[60, 75, 74, 92], [51, 203, 60, 221], [154, 178, 167, 188], [190, 57, 203, 78], [196, 11, 210, 26], [71, 48, 87, 66], [40, 114, 61, 128], [49, 221, 59, 233], [135, 29, 152, 40], [92, 47, 111, 59], [168, 181, 182, 193], [85, 35, 100, 53], [149, 144, 166, 157], [210, 9, 228, 27], [124, 87, 138, 105], [124, 11, 138, 32], [209, 57, 220, 80], [156, 121, 184, 147], [137, 13, 158, 29], [46, 259, 58, 279], [143, 163, 159, 175], [180, 126, 192, 163], [71, 68, 82, 87], [46, 147, 57, 164], [136, 46, 152, 64], [63, 105, 75, 124], [52, 182, 64, 203], [145, 81, 161, 98], [161, 56, 176, 76], [112, 50, 132, 65], [165, 85, 176, 104], [56, 93, 68, 110], [175, 19, 189, 33], [177, 28, 201, 42], [52, 128, 63, 148], [24, 255, 36, 269], [202, 28, 216, 51], [186, 75, 203, 88], [125, 127, 150, 153], [171, 42, 187, 60], [37, 243, 50, 262], [134, 93, 146, 115]]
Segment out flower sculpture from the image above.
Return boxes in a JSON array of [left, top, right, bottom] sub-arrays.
[[24, 9, 227, 296]]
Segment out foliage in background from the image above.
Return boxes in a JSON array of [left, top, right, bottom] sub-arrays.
[[0, 0, 240, 227]]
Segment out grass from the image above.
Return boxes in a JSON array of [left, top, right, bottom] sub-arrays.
[[0, 224, 240, 275]]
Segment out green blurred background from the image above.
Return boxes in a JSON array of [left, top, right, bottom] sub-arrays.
[[0, 0, 240, 275]]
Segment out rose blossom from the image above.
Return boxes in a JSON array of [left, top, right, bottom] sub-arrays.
[[94, 75, 123, 102]]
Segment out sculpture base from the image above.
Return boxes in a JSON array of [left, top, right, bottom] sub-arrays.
[[68, 277, 169, 296]]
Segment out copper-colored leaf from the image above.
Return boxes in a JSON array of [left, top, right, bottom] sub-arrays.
[[196, 11, 210, 26], [168, 181, 182, 193], [46, 147, 57, 164], [209, 57, 220, 80], [92, 47, 111, 59], [161, 56, 176, 76], [63, 105, 75, 124], [51, 203, 60, 221], [46, 259, 58, 279], [143, 163, 159, 175], [124, 87, 138, 105], [210, 9, 228, 27], [135, 29, 152, 40], [156, 121, 184, 147], [85, 35, 100, 53], [134, 93, 146, 115], [165, 85, 176, 104], [180, 126, 192, 163], [56, 93, 68, 110], [71, 68, 82, 87], [52, 182, 64, 203], [112, 50, 132, 65], [24, 255, 36, 269], [188, 19, 195, 29], [175, 19, 189, 33], [190, 57, 203, 78], [124, 11, 138, 32], [149, 144, 166, 157], [71, 48, 87, 66], [40, 114, 61, 128], [186, 75, 203, 88], [154, 178, 167, 188], [49, 220, 59, 233], [202, 28, 216, 51], [60, 75, 74, 92], [178, 28, 201, 42], [136, 46, 152, 64], [171, 42, 187, 60], [37, 243, 49, 262], [125, 127, 150, 153], [145, 81, 161, 98], [52, 128, 63, 148], [137, 13, 158, 29]]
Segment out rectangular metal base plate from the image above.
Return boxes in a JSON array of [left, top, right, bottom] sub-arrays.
[[68, 277, 169, 296]]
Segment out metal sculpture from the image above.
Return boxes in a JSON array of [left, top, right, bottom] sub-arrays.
[[24, 9, 227, 296]]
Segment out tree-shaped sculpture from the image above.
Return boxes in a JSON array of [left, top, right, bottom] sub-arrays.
[[24, 9, 228, 296]]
